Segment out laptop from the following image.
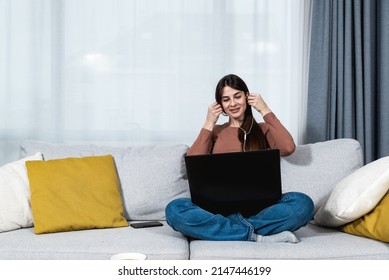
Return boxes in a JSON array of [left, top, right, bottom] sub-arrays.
[[185, 149, 282, 217]]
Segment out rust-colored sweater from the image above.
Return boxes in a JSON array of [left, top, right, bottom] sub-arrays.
[[187, 112, 295, 157]]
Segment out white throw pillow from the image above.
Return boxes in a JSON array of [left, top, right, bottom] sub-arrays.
[[314, 156, 389, 227], [0, 152, 43, 232]]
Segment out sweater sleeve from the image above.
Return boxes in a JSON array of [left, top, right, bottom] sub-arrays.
[[187, 128, 214, 155], [260, 112, 296, 157]]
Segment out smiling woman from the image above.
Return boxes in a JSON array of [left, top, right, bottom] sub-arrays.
[[189, 74, 296, 155], [0, 0, 312, 165], [165, 74, 314, 242]]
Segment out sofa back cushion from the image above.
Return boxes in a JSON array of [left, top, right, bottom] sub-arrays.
[[20, 141, 190, 221], [281, 138, 363, 213], [20, 138, 363, 220]]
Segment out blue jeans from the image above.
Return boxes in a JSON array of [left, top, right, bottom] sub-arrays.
[[165, 192, 314, 241]]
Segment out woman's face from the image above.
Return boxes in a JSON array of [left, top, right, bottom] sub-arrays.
[[221, 86, 247, 122]]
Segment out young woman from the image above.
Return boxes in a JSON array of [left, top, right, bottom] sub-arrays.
[[165, 74, 314, 243]]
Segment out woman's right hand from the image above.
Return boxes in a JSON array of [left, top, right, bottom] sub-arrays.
[[203, 102, 223, 131]]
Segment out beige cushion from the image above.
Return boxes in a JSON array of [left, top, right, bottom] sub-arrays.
[[314, 156, 389, 227], [0, 153, 43, 232], [341, 190, 389, 242]]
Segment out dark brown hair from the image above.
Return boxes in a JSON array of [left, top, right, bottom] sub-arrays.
[[215, 74, 269, 151]]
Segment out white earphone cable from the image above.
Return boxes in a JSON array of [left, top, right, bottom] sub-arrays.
[[239, 117, 254, 151]]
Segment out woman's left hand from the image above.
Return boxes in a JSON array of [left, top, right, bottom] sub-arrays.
[[247, 93, 272, 116]]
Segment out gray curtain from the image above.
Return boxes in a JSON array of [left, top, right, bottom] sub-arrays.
[[307, 0, 389, 164]]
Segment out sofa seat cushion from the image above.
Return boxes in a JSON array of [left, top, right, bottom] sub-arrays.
[[0, 222, 189, 260], [19, 140, 190, 221], [189, 223, 389, 260]]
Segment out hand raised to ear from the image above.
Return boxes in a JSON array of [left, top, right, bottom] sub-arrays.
[[203, 102, 223, 131], [247, 93, 272, 116]]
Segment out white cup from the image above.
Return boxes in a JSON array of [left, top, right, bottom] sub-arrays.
[[110, 253, 147, 260]]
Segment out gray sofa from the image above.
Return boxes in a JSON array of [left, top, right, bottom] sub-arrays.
[[1, 138, 388, 260]]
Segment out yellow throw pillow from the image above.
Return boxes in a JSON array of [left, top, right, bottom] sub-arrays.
[[340, 190, 389, 242], [26, 155, 128, 234]]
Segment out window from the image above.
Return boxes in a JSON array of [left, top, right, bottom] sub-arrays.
[[0, 0, 311, 164]]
